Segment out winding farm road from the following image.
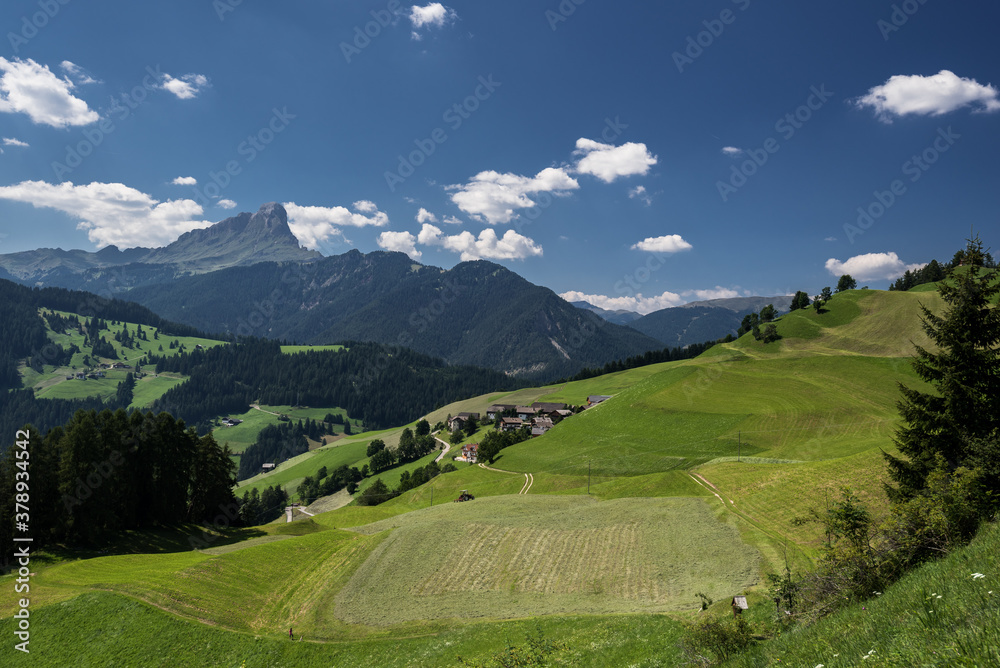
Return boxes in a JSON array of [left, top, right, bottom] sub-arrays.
[[434, 436, 451, 463], [478, 463, 533, 494]]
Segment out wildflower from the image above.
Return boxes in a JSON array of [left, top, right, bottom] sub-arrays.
[[972, 573, 986, 579], [936, 595, 942, 599]]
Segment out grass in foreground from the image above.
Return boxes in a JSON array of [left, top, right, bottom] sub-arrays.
[[0, 591, 688, 667], [721, 520, 1000, 667]]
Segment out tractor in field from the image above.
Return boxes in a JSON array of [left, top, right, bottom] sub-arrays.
[[454, 490, 475, 502]]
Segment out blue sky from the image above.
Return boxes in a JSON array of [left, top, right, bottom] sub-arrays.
[[0, 0, 998, 313]]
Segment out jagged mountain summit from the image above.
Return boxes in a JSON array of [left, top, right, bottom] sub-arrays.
[[0, 203, 319, 288]]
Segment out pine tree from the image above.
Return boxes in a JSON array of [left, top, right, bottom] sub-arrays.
[[885, 236, 1000, 500]]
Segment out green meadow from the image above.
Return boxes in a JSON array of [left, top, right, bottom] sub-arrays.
[[25, 308, 227, 408], [9, 286, 983, 665]]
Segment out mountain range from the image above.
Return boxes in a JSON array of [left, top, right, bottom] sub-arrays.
[[0, 202, 319, 290], [0, 203, 789, 380]]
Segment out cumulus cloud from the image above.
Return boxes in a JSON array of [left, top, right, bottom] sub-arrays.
[[0, 58, 99, 127], [0, 180, 213, 248], [217, 199, 236, 209], [416, 207, 437, 223], [442, 215, 462, 225], [3, 137, 29, 147], [447, 167, 578, 225], [573, 138, 657, 183], [409, 3, 458, 38], [630, 234, 692, 253], [629, 185, 653, 206], [721, 146, 743, 156], [559, 290, 685, 316], [418, 223, 542, 261], [284, 201, 389, 250], [172, 176, 197, 186], [825, 252, 924, 281], [158, 73, 210, 100], [682, 286, 741, 300], [855, 70, 1000, 121], [377, 230, 421, 260]]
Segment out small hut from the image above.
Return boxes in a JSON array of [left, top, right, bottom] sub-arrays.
[[731, 596, 748, 617]]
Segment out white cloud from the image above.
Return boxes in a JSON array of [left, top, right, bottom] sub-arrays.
[[0, 180, 213, 248], [159, 73, 209, 100], [573, 138, 657, 183], [377, 230, 422, 260], [418, 223, 542, 261], [682, 287, 741, 300], [416, 207, 438, 223], [171, 176, 197, 186], [217, 199, 237, 209], [559, 290, 685, 316], [630, 234, 692, 253], [825, 252, 924, 281], [284, 201, 389, 250], [447, 167, 578, 224], [0, 58, 99, 127], [3, 137, 29, 147], [442, 215, 462, 225], [409, 3, 458, 38], [59, 61, 99, 85], [824, 236, 837, 242], [855, 70, 1000, 121], [629, 185, 653, 206], [721, 146, 743, 156]]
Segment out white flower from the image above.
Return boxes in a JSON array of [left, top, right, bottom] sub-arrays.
[[972, 573, 986, 579]]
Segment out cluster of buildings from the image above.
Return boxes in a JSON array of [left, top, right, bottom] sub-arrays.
[[453, 396, 616, 463]]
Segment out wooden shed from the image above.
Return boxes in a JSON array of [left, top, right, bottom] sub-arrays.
[[731, 596, 748, 617]]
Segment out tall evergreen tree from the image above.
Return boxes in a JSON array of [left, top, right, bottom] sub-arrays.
[[885, 236, 1000, 500], [187, 434, 238, 523]]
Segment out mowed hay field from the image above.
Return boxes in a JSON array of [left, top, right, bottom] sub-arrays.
[[335, 495, 759, 625]]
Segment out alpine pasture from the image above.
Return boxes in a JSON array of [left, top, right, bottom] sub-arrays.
[[2, 287, 963, 666]]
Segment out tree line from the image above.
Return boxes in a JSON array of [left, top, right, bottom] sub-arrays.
[[149, 339, 519, 433], [237, 418, 337, 480], [0, 409, 238, 563], [557, 339, 720, 384]]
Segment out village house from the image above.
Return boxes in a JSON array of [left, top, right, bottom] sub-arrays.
[[461, 443, 479, 463], [530, 402, 567, 416], [587, 395, 612, 406], [531, 417, 554, 437], [221, 418, 244, 427], [261, 463, 276, 472], [448, 412, 480, 432], [516, 406, 537, 420], [500, 417, 524, 432], [486, 404, 516, 420]]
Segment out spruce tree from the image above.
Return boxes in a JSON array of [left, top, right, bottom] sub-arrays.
[[885, 236, 1000, 500]]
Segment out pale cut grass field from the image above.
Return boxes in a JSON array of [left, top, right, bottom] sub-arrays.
[[336, 495, 760, 626]]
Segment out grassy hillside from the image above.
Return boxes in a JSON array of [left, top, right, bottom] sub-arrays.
[[721, 519, 1000, 667], [25, 308, 226, 408], [5, 286, 965, 665]]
